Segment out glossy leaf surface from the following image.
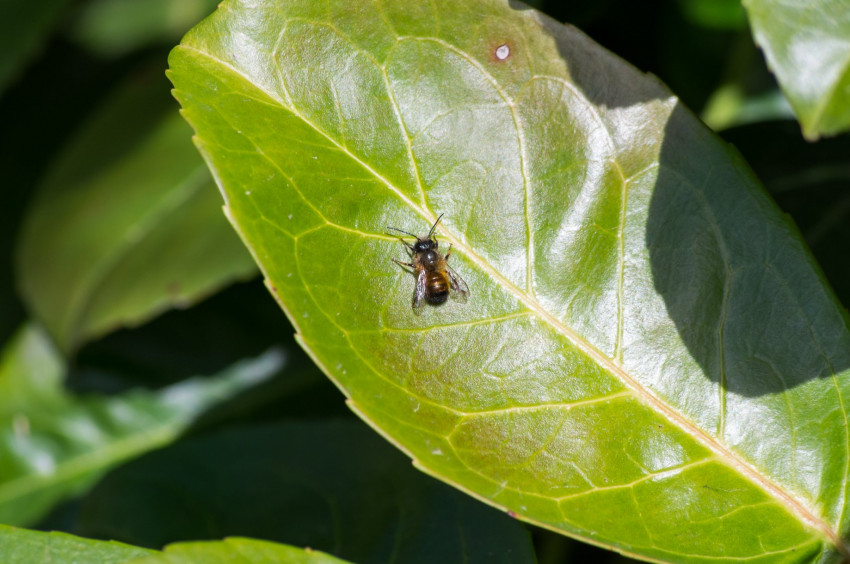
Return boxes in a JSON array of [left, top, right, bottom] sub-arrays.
[[0, 524, 154, 563], [16, 70, 257, 353], [169, 0, 850, 560], [77, 420, 534, 563], [0, 324, 282, 526], [743, 0, 850, 139]]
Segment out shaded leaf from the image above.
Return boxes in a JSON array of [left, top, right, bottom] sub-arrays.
[[0, 0, 71, 93], [721, 122, 850, 308], [676, 0, 747, 30], [16, 69, 257, 354], [70, 0, 220, 58], [77, 420, 534, 564], [0, 524, 154, 563], [0, 323, 283, 526], [743, 0, 850, 139], [168, 0, 850, 561]]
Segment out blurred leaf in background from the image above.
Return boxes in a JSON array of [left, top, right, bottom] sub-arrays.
[[744, 0, 850, 139], [15, 67, 257, 354], [700, 33, 796, 131], [69, 0, 221, 58], [0, 0, 72, 93], [0, 525, 351, 564], [129, 538, 353, 564], [676, 0, 746, 29], [0, 524, 154, 564], [0, 323, 283, 527]]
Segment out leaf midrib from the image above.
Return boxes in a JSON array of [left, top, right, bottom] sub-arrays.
[[176, 43, 844, 551]]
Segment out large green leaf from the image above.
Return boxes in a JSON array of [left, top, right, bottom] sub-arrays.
[[743, 0, 850, 139], [76, 420, 534, 563], [0, 323, 283, 526], [168, 0, 850, 561], [16, 68, 257, 353]]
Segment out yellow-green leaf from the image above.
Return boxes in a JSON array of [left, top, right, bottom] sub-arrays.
[[168, 0, 850, 560]]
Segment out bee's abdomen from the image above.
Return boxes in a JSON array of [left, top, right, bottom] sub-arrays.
[[425, 271, 450, 304]]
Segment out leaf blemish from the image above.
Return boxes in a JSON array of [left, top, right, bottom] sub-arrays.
[[493, 43, 511, 61]]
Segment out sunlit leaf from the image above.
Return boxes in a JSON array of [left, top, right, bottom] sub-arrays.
[[0, 524, 154, 563], [77, 420, 534, 563], [0, 526, 346, 564], [128, 538, 351, 564], [16, 69, 257, 353], [168, 0, 850, 560], [743, 0, 850, 139], [0, 323, 283, 526]]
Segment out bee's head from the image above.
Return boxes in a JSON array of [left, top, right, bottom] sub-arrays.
[[413, 237, 437, 253], [387, 214, 444, 255]]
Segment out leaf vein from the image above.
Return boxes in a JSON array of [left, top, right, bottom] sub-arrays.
[[179, 42, 843, 548]]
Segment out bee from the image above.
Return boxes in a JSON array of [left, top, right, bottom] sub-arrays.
[[388, 214, 469, 313]]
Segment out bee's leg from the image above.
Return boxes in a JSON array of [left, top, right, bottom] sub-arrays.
[[392, 258, 414, 268], [445, 244, 453, 261]]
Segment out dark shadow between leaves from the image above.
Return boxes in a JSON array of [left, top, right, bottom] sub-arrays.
[[525, 5, 666, 109], [73, 420, 535, 564]]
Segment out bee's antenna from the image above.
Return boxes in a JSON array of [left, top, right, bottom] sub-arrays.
[[428, 214, 444, 239], [386, 226, 417, 238]]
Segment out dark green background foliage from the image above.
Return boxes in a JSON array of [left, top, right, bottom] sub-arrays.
[[1, 0, 849, 562]]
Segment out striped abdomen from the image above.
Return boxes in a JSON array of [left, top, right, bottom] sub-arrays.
[[425, 270, 450, 304]]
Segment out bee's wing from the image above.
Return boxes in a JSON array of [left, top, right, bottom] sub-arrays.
[[446, 264, 469, 302], [413, 268, 428, 313]]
